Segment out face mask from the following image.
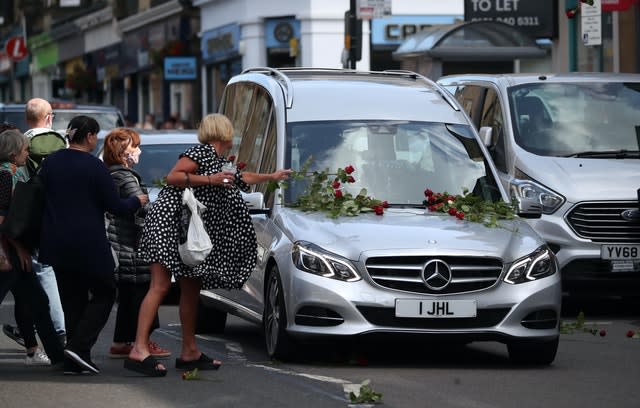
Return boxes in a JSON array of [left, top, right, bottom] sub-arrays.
[[124, 148, 141, 166]]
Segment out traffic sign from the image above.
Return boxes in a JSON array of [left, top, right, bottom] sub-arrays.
[[5, 36, 28, 62]]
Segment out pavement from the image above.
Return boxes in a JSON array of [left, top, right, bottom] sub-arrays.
[[0, 293, 349, 408], [0, 292, 179, 371]]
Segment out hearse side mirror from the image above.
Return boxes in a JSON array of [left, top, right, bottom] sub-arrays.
[[509, 180, 543, 219], [479, 126, 493, 147], [243, 191, 270, 215]]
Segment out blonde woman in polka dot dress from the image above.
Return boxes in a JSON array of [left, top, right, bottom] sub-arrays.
[[124, 113, 291, 376]]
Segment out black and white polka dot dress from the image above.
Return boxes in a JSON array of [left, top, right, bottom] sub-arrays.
[[138, 144, 257, 290]]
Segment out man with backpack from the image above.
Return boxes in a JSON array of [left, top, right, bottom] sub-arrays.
[[2, 98, 67, 364]]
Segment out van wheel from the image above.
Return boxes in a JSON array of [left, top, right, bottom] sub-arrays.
[[263, 265, 296, 361], [507, 337, 559, 365], [195, 298, 227, 334]]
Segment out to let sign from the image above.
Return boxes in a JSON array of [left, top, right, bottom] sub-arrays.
[[464, 0, 558, 39], [5, 36, 28, 62]]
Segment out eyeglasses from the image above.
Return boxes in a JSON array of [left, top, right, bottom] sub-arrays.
[[48, 112, 56, 119]]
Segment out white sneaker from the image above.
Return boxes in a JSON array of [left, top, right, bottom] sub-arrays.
[[25, 349, 51, 366]]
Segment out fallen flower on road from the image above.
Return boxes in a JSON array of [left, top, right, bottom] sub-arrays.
[[182, 368, 200, 380]]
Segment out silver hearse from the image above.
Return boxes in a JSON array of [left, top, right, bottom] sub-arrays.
[[199, 68, 561, 365]]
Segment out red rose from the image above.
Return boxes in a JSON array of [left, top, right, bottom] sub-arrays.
[[428, 205, 436, 211], [227, 155, 236, 162], [335, 190, 343, 198], [332, 180, 341, 189], [626, 330, 635, 338], [382, 201, 389, 208], [424, 189, 433, 197], [455, 211, 465, 220], [347, 176, 355, 183], [448, 208, 457, 216], [447, 195, 455, 202], [237, 162, 247, 170], [599, 329, 606, 337], [374, 205, 384, 215], [344, 165, 355, 174]]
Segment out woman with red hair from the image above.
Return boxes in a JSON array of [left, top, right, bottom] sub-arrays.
[[103, 128, 170, 361]]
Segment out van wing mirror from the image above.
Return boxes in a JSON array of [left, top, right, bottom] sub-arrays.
[[243, 191, 270, 215], [478, 126, 493, 147]]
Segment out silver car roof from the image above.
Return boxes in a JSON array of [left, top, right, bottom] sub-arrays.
[[439, 72, 640, 87], [230, 68, 470, 124]]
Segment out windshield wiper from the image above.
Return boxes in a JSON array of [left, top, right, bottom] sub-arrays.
[[564, 149, 640, 158], [385, 203, 426, 209]]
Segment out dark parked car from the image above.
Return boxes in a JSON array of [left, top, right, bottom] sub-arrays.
[[0, 100, 125, 133]]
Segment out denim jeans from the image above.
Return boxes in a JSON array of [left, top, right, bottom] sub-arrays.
[[0, 250, 64, 364], [33, 257, 66, 336]]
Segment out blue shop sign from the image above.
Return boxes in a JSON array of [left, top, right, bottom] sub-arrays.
[[265, 18, 300, 48], [371, 15, 462, 46], [164, 56, 197, 80], [201, 24, 240, 64]]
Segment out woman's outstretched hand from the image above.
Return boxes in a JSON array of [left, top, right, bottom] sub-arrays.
[[272, 169, 293, 181]]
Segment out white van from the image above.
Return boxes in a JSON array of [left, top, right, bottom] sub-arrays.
[[438, 73, 640, 297]]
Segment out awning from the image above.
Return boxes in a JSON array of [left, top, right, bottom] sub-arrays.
[[393, 20, 547, 62]]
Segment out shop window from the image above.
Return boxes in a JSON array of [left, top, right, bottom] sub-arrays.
[[115, 0, 139, 19]]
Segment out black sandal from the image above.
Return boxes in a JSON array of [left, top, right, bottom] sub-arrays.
[[175, 353, 222, 371], [124, 355, 167, 377]]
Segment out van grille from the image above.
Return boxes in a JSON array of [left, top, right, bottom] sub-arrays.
[[365, 256, 503, 294], [566, 201, 640, 243]]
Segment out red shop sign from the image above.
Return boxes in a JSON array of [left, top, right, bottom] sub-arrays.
[[601, 0, 639, 12]]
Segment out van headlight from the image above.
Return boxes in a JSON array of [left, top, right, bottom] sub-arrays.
[[292, 241, 361, 282], [504, 246, 558, 284], [511, 171, 564, 214]]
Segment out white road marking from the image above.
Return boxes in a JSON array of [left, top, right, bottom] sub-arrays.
[[160, 329, 356, 394]]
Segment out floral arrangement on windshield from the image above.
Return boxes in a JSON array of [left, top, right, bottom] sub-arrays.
[[424, 187, 517, 228], [271, 158, 388, 218]]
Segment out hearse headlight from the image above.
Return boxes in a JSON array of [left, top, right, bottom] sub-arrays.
[[504, 246, 558, 284], [292, 241, 361, 282], [511, 170, 564, 214]]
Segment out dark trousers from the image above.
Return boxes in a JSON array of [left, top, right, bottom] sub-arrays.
[[54, 265, 116, 358], [113, 281, 159, 343], [0, 250, 64, 364], [14, 295, 37, 349]]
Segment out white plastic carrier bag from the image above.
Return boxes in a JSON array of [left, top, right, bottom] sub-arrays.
[[178, 187, 213, 267]]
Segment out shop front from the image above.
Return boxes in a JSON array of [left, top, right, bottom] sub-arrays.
[[51, 20, 89, 101], [370, 14, 462, 71], [120, 14, 197, 126], [201, 23, 242, 114], [393, 20, 548, 79], [28, 32, 59, 101], [264, 17, 301, 68]]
